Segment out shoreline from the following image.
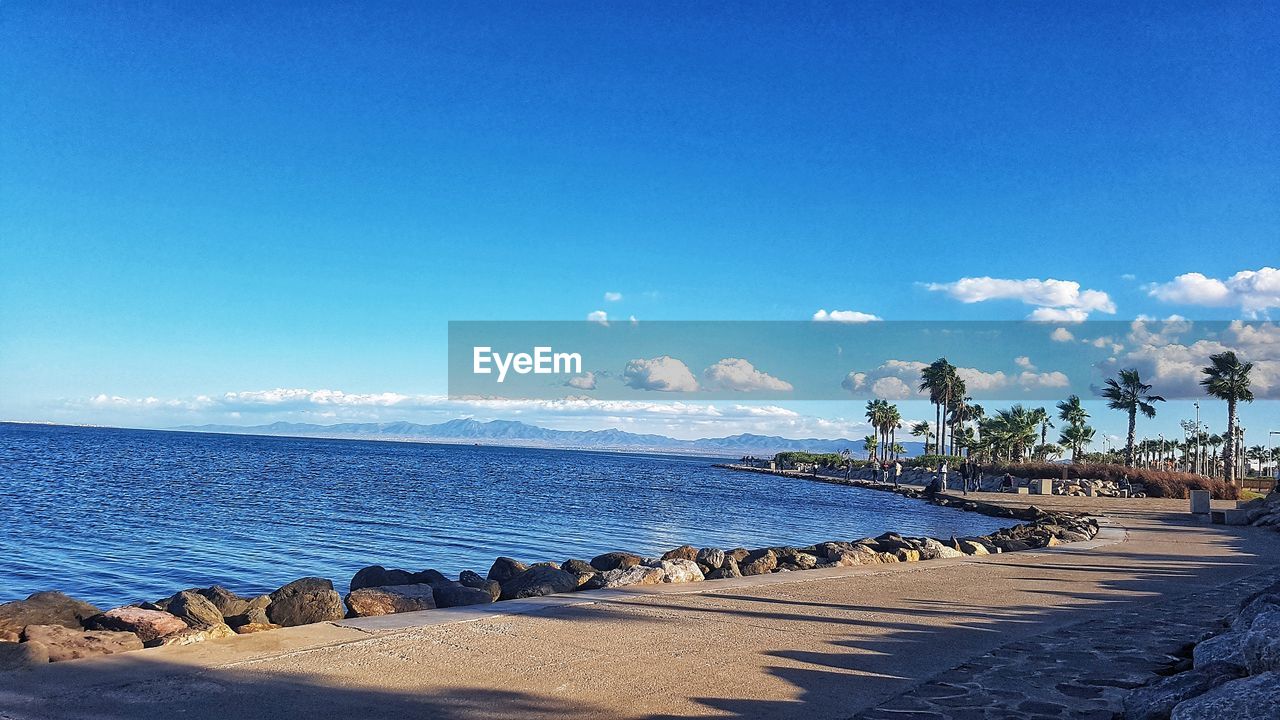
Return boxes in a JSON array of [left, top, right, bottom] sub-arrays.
[[1, 469, 1099, 671]]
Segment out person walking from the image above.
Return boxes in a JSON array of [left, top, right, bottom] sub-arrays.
[[892, 459, 902, 488], [959, 460, 970, 495], [939, 460, 949, 491]]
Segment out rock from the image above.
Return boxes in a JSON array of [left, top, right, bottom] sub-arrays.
[[344, 584, 437, 617], [873, 532, 916, 553], [267, 577, 345, 627], [0, 591, 100, 637], [586, 565, 666, 589], [1170, 671, 1280, 719], [83, 606, 188, 643], [696, 548, 726, 570], [1124, 663, 1243, 720], [661, 545, 699, 562], [145, 622, 235, 648], [20, 624, 142, 662], [233, 622, 280, 634], [1242, 609, 1280, 673], [791, 553, 819, 570], [162, 590, 225, 628], [432, 584, 495, 608], [704, 558, 741, 580], [225, 607, 271, 629], [874, 551, 900, 563], [738, 549, 777, 576], [958, 539, 990, 555], [815, 542, 855, 559], [993, 539, 1033, 552], [500, 566, 579, 600], [658, 559, 704, 583], [895, 549, 921, 562], [195, 585, 258, 617], [0, 640, 49, 670], [921, 538, 964, 559], [414, 569, 451, 586], [350, 565, 416, 591], [459, 571, 502, 601], [589, 552, 643, 572], [1232, 593, 1280, 632], [561, 559, 596, 576], [726, 548, 750, 563], [487, 557, 528, 583], [1194, 631, 1247, 672]]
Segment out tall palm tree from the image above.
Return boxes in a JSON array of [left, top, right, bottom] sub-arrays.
[[862, 434, 878, 462], [1200, 351, 1254, 486], [920, 359, 955, 457], [1101, 369, 1165, 468], [1208, 434, 1223, 475], [1030, 407, 1053, 449], [982, 405, 1039, 462]]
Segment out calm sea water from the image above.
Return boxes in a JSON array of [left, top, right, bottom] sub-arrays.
[[0, 423, 1007, 609]]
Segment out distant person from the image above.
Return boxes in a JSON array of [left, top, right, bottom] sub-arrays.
[[959, 461, 970, 495], [939, 461, 949, 491], [881, 461, 890, 484], [1001, 472, 1014, 492], [893, 460, 902, 488]]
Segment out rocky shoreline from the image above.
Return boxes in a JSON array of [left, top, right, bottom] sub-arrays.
[[0, 481, 1099, 672]]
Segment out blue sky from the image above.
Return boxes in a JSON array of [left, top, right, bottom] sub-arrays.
[[1, 2, 1277, 444]]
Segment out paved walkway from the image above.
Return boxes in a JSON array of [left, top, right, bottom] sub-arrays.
[[1, 494, 1277, 720]]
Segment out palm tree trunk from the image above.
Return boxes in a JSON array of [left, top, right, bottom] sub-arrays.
[[1224, 398, 1237, 486], [934, 403, 941, 456], [1125, 408, 1137, 468]]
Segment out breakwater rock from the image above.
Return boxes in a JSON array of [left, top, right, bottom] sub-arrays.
[[1122, 576, 1280, 719], [0, 493, 1098, 670]]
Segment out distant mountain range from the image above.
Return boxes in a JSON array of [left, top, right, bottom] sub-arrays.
[[171, 418, 925, 457]]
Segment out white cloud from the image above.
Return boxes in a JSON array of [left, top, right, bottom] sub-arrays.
[[955, 367, 1009, 392], [1050, 327, 1075, 342], [1148, 268, 1280, 316], [926, 276, 1116, 320], [812, 309, 883, 323], [622, 356, 700, 392], [629, 315, 638, 326], [566, 372, 597, 390], [587, 310, 609, 326], [870, 376, 913, 399], [1017, 371, 1070, 389], [1014, 356, 1035, 370], [1098, 320, 1280, 399], [702, 358, 794, 392], [841, 360, 928, 399], [604, 292, 623, 302]]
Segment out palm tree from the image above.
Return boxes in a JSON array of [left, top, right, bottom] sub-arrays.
[[1247, 445, 1268, 477], [1208, 434, 1223, 475], [1031, 407, 1053, 449], [1058, 423, 1095, 461], [910, 421, 934, 455], [1200, 351, 1254, 486], [862, 434, 878, 462], [1056, 395, 1089, 429], [920, 359, 956, 457], [982, 405, 1039, 462], [1101, 369, 1165, 468]]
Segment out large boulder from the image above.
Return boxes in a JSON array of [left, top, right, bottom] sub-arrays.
[[705, 557, 742, 580], [344, 584, 437, 617], [1123, 663, 1243, 720], [1242, 609, 1280, 673], [487, 557, 528, 583], [0, 639, 49, 670], [500, 566, 579, 600], [657, 559, 704, 583], [194, 585, 266, 617], [585, 565, 666, 589], [873, 532, 916, 553], [1194, 632, 1247, 672], [1171, 671, 1280, 719], [696, 548, 726, 570], [432, 584, 495, 609], [20, 624, 142, 662], [267, 578, 345, 627], [459, 570, 502, 601], [589, 552, 643, 572], [739, 549, 777, 576], [146, 622, 235, 648], [661, 545, 699, 562], [0, 591, 100, 637], [224, 606, 271, 629], [957, 539, 991, 556], [350, 565, 415, 591], [559, 560, 599, 588], [84, 606, 188, 643], [921, 538, 964, 559], [162, 590, 225, 628]]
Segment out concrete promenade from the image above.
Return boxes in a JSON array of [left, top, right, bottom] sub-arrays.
[[2, 494, 1277, 720]]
